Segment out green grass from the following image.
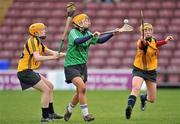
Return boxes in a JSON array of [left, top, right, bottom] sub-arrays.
[[0, 89, 180, 124]]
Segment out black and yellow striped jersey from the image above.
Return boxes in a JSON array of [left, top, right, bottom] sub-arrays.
[[17, 36, 48, 72], [134, 38, 158, 71]]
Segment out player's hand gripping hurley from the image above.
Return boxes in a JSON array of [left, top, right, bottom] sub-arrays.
[[58, 2, 76, 53], [100, 19, 134, 35]]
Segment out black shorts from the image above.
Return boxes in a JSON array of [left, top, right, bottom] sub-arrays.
[[17, 69, 41, 90], [64, 64, 87, 84], [132, 66, 157, 83]]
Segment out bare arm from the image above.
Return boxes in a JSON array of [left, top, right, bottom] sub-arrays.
[[44, 48, 57, 55], [33, 51, 58, 62], [44, 48, 66, 57]]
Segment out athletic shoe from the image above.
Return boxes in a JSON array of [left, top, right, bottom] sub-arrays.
[[64, 107, 72, 121], [125, 105, 132, 119], [49, 113, 63, 119], [140, 94, 146, 111], [41, 117, 53, 122], [83, 114, 95, 122]]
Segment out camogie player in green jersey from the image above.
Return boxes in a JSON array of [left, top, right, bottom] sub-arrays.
[[63, 13, 118, 122]]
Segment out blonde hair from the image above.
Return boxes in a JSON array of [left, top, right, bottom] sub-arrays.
[[139, 23, 153, 32]]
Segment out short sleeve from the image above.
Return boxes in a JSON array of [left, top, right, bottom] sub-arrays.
[[27, 37, 39, 54]]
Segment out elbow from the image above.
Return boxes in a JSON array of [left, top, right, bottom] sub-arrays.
[[74, 39, 80, 45], [34, 57, 41, 62], [74, 41, 79, 45], [33, 54, 41, 62]]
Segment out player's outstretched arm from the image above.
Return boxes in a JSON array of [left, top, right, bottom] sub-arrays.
[[165, 35, 174, 43], [45, 48, 66, 57], [74, 31, 101, 45], [156, 35, 174, 47], [33, 51, 62, 62], [74, 35, 93, 45], [97, 33, 113, 44]]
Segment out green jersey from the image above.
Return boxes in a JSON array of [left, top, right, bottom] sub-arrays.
[[64, 28, 99, 67]]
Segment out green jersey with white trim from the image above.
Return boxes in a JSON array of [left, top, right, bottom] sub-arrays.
[[64, 28, 99, 67]]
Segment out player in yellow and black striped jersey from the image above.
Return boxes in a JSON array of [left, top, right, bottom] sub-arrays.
[[17, 35, 48, 72], [125, 23, 174, 119], [17, 23, 65, 122]]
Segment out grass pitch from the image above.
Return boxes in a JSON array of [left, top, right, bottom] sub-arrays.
[[0, 89, 180, 124]]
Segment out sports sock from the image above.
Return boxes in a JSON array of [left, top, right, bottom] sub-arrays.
[[127, 95, 137, 108], [141, 94, 147, 101], [42, 108, 49, 118], [48, 102, 54, 114], [80, 104, 89, 116], [67, 103, 75, 113]]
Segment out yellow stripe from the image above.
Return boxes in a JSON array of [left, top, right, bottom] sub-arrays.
[[30, 37, 36, 52]]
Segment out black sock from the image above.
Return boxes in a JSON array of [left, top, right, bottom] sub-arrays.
[[49, 103, 54, 114], [142, 94, 147, 101], [127, 95, 136, 108], [42, 108, 49, 118]]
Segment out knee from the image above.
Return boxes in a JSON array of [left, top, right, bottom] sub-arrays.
[[78, 86, 86, 94], [131, 87, 141, 95], [49, 83, 54, 90], [148, 96, 156, 103], [43, 88, 51, 95]]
